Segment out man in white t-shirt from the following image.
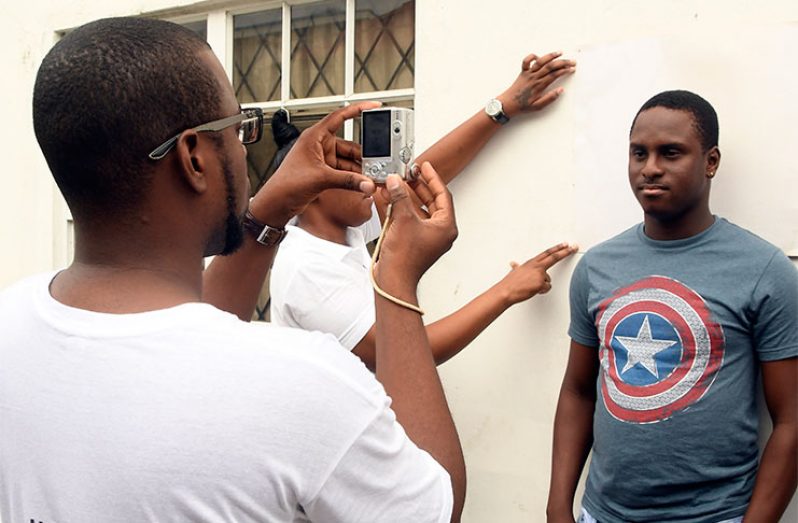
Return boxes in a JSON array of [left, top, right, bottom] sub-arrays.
[[271, 52, 578, 366], [1, 17, 464, 522]]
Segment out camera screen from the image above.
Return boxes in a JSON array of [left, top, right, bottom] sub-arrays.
[[362, 110, 391, 157]]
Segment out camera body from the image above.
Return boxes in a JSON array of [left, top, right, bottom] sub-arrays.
[[361, 107, 414, 184]]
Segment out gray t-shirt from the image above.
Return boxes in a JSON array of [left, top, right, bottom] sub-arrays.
[[569, 217, 798, 523]]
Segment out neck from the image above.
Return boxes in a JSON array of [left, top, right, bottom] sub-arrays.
[[296, 212, 349, 245], [51, 260, 204, 314], [51, 223, 206, 313], [643, 209, 715, 241]]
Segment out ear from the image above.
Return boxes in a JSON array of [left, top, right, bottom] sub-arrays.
[[174, 130, 209, 194], [706, 146, 721, 178]]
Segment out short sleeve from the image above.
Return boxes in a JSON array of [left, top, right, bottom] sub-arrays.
[[750, 251, 798, 362], [302, 399, 453, 523], [290, 262, 375, 351], [568, 255, 600, 348]]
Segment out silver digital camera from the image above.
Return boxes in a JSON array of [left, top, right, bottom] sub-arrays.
[[361, 107, 415, 184]]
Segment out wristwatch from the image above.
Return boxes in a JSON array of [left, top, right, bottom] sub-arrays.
[[485, 98, 510, 125], [242, 210, 288, 247]]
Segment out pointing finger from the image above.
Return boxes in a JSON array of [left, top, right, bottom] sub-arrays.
[[534, 242, 578, 269]]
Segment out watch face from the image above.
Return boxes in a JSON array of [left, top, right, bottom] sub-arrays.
[[486, 99, 502, 116]]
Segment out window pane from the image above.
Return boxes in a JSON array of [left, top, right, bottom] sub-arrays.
[[290, 1, 346, 99], [234, 10, 282, 103], [181, 20, 207, 41], [355, 0, 414, 93]]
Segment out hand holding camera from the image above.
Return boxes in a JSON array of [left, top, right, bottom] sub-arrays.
[[374, 162, 458, 292], [249, 102, 379, 227]]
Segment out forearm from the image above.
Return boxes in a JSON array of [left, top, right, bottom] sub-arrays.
[[743, 420, 798, 522], [547, 388, 595, 520], [201, 235, 276, 320], [374, 271, 465, 521], [414, 110, 500, 185], [426, 281, 511, 364]]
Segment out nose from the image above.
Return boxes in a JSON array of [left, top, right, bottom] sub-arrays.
[[641, 154, 663, 179]]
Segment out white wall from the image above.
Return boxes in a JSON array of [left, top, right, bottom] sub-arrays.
[[415, 1, 798, 521], [0, 0, 201, 289], [0, 1, 795, 521]]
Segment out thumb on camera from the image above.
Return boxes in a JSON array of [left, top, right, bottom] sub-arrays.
[[385, 174, 411, 208]]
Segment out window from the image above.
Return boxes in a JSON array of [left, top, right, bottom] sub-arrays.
[[231, 0, 415, 197]]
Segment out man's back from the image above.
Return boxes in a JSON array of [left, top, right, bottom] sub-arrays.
[[0, 273, 452, 522]]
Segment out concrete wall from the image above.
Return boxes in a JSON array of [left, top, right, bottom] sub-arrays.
[[0, 0, 201, 288], [0, 1, 795, 521]]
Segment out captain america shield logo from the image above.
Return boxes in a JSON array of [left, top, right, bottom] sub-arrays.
[[595, 276, 725, 424]]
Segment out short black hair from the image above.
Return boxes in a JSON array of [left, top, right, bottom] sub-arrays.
[[33, 17, 223, 219], [631, 90, 719, 151]]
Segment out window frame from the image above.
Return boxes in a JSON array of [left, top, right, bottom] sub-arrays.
[[185, 0, 415, 141]]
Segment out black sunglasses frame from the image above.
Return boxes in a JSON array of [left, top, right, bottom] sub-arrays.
[[148, 107, 264, 160]]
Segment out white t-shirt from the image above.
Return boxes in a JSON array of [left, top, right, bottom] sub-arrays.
[[0, 272, 452, 523], [271, 208, 382, 350]]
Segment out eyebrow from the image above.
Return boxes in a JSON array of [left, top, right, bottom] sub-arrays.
[[629, 141, 687, 149]]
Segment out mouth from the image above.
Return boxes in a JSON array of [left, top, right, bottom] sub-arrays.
[[639, 183, 668, 196]]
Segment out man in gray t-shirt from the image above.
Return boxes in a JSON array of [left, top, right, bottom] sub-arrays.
[[546, 90, 798, 523]]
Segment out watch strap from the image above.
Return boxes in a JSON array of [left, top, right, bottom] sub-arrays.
[[243, 210, 288, 247], [486, 98, 510, 125], [491, 110, 510, 125]]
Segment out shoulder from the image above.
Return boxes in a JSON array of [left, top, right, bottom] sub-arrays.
[[273, 225, 328, 266], [582, 224, 640, 260], [714, 218, 783, 254], [166, 314, 396, 501], [0, 271, 52, 295], [274, 226, 351, 272], [200, 311, 385, 403], [573, 224, 640, 278], [0, 272, 54, 309], [714, 218, 793, 275], [272, 229, 360, 295]]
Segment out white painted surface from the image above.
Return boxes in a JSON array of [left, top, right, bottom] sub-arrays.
[[0, 1, 795, 521], [415, 2, 798, 521]]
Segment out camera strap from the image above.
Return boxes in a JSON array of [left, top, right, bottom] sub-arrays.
[[369, 202, 425, 316]]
